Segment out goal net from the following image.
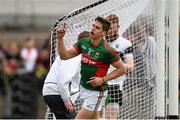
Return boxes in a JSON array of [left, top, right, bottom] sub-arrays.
[[47, 0, 168, 119]]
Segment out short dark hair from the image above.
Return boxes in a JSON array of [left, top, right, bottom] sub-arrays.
[[95, 16, 111, 33]]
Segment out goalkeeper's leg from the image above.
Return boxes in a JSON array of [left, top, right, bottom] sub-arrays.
[[105, 84, 122, 119]]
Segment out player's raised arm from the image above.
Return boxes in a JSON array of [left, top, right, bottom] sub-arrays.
[[57, 24, 79, 60]]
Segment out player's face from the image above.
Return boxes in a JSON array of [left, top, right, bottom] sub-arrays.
[[90, 21, 105, 39], [106, 22, 119, 39]]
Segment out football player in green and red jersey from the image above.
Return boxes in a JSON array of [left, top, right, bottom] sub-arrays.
[[57, 16, 126, 119]]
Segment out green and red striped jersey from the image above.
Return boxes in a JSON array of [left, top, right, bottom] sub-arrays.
[[73, 37, 119, 91]]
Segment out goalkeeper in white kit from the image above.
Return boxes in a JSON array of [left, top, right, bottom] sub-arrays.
[[105, 14, 134, 119], [42, 31, 90, 119]]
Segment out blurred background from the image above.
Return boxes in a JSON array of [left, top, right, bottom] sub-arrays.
[[0, 0, 97, 119], [0, 0, 179, 119]]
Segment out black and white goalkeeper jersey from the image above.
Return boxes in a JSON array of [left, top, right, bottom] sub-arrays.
[[42, 55, 81, 103], [107, 36, 133, 90]]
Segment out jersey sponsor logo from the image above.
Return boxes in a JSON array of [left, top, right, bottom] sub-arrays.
[[82, 56, 96, 65], [81, 53, 109, 68]]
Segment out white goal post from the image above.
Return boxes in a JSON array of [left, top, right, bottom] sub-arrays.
[[45, 0, 179, 119], [166, 0, 179, 118]]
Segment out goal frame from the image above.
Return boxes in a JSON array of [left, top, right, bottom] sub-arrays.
[[48, 0, 179, 119], [166, 0, 179, 118]]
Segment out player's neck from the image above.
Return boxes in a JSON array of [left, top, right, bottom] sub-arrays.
[[91, 37, 103, 47]]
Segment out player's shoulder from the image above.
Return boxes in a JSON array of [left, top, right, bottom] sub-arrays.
[[103, 40, 119, 57], [104, 40, 114, 51], [119, 36, 132, 46], [75, 37, 91, 47]]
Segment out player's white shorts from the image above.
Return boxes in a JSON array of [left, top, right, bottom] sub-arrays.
[[80, 85, 108, 112]]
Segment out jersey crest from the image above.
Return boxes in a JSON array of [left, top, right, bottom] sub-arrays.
[[94, 52, 100, 59]]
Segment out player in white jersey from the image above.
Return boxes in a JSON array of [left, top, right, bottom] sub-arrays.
[[42, 31, 90, 119], [105, 14, 134, 119]]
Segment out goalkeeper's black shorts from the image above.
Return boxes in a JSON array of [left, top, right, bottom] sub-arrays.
[[107, 84, 122, 106]]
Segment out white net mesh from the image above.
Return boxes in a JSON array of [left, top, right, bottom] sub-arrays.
[[47, 0, 167, 119]]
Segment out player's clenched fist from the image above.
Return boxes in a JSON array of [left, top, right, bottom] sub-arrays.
[[57, 23, 67, 40]]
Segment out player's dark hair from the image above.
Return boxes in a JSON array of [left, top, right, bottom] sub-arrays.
[[95, 16, 111, 33]]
